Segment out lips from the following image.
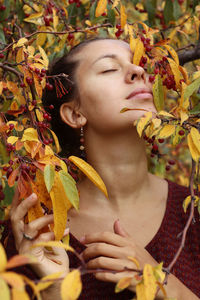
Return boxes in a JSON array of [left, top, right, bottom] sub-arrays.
[[126, 87, 153, 100]]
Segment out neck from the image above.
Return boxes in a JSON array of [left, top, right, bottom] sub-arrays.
[[79, 127, 151, 208]]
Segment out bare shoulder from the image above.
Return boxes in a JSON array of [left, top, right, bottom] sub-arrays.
[[148, 173, 169, 201]]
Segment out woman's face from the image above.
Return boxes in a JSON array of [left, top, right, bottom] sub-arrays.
[[75, 39, 156, 134]]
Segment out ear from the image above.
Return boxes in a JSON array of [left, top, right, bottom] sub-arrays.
[[60, 102, 87, 129]]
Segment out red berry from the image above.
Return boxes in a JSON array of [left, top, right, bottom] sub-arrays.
[[44, 16, 50, 26], [145, 45, 152, 52], [9, 124, 14, 130], [20, 82, 26, 88], [67, 33, 74, 41], [41, 68, 46, 74], [0, 184, 2, 191], [162, 70, 167, 75], [168, 159, 175, 165], [46, 83, 54, 91], [141, 56, 147, 64], [146, 38, 151, 44], [154, 68, 159, 74], [76, 3, 81, 7], [115, 31, 121, 38], [43, 139, 50, 145], [0, 5, 6, 11], [26, 76, 33, 85], [158, 138, 164, 143], [43, 113, 49, 119], [0, 53, 4, 59], [69, 0, 74, 3], [32, 100, 37, 106], [178, 0, 184, 4], [34, 68, 40, 74], [162, 56, 168, 62], [47, 115, 52, 122], [149, 75, 155, 83], [49, 138, 54, 143], [178, 130, 185, 136], [0, 191, 5, 201], [116, 23, 121, 29], [141, 36, 145, 42], [142, 30, 146, 34], [165, 165, 171, 171], [8, 160, 14, 165], [49, 104, 54, 110], [3, 166, 8, 171]]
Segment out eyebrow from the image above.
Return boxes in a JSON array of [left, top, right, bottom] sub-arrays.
[[92, 54, 118, 65]]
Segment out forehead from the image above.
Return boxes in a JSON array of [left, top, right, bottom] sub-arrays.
[[75, 39, 131, 70]]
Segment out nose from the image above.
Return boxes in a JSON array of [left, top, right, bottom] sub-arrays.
[[125, 63, 145, 83]]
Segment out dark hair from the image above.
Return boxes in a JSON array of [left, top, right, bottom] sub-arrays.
[[42, 37, 110, 157]]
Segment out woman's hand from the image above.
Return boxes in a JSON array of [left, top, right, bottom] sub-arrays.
[[81, 220, 157, 292], [10, 190, 69, 278]]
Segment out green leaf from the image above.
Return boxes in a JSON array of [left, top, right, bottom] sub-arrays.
[[173, 0, 182, 20], [107, 4, 115, 25], [184, 76, 200, 101], [89, 1, 97, 21], [15, 0, 25, 22], [44, 165, 55, 193], [0, 25, 5, 45], [152, 74, 164, 111], [0, 0, 10, 22], [59, 170, 79, 211], [67, 3, 78, 26], [145, 0, 156, 27], [189, 103, 200, 115], [163, 0, 174, 24]]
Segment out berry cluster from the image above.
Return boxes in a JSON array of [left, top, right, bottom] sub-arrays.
[[115, 24, 124, 38], [0, 5, 6, 11], [20, 162, 36, 180], [140, 35, 152, 53]]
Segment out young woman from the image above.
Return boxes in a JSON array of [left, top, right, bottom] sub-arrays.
[[7, 38, 200, 299]]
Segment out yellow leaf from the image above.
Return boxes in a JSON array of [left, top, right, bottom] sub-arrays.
[[7, 81, 19, 95], [1, 272, 24, 289], [0, 82, 3, 95], [0, 277, 10, 300], [68, 156, 108, 198], [53, 8, 59, 30], [151, 118, 161, 129], [21, 128, 39, 142], [27, 46, 35, 56], [183, 195, 192, 213], [36, 32, 47, 47], [95, 0, 107, 17], [112, 0, 120, 8], [0, 243, 7, 272], [85, 20, 91, 26], [13, 38, 28, 49], [50, 129, 61, 153], [128, 256, 140, 269], [190, 127, 200, 153], [136, 282, 147, 300], [120, 3, 127, 29], [37, 272, 63, 292], [179, 82, 189, 109], [179, 66, 189, 85], [187, 132, 200, 162], [115, 277, 132, 293], [194, 16, 199, 40], [24, 12, 43, 24], [133, 38, 144, 66], [32, 241, 73, 252], [153, 263, 165, 283], [61, 270, 82, 300], [143, 264, 157, 300], [50, 172, 72, 240], [158, 111, 174, 118], [136, 112, 152, 137], [128, 25, 136, 53], [38, 46, 49, 68], [16, 47, 25, 64], [180, 110, 189, 125], [167, 57, 180, 88], [60, 160, 68, 173], [45, 145, 54, 156], [35, 109, 44, 122], [12, 288, 29, 300], [7, 136, 19, 145], [158, 125, 176, 139], [163, 45, 179, 66]]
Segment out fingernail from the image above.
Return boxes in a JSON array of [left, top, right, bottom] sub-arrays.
[[80, 236, 85, 243]]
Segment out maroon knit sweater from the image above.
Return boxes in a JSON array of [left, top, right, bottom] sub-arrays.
[[2, 180, 200, 299]]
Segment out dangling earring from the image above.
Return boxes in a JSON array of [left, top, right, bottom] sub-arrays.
[[79, 126, 85, 159]]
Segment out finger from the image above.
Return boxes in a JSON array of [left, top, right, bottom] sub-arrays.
[[94, 270, 134, 285], [87, 257, 137, 272], [81, 231, 129, 247], [113, 219, 130, 238], [24, 214, 54, 237], [82, 243, 131, 261], [12, 193, 38, 223], [22, 231, 55, 255]]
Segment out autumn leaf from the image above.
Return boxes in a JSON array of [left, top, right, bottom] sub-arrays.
[[1, 272, 24, 289], [32, 240, 74, 252], [133, 38, 144, 66], [36, 272, 63, 292], [13, 38, 28, 49], [50, 172, 72, 240], [6, 255, 37, 269], [49, 129, 61, 153], [7, 136, 19, 145], [11, 288, 29, 300], [187, 132, 200, 162], [44, 164, 55, 193], [158, 125, 176, 139], [167, 58, 180, 88], [0, 277, 10, 300], [38, 46, 49, 69], [136, 112, 152, 137], [21, 128, 39, 142], [184, 76, 200, 101], [0, 243, 7, 272], [8, 168, 19, 187], [61, 270, 82, 300], [112, 0, 120, 9], [59, 170, 79, 210], [143, 264, 157, 300], [120, 3, 127, 29], [115, 277, 133, 293], [163, 45, 179, 65], [128, 256, 140, 269], [136, 282, 146, 300], [95, 0, 107, 17], [152, 74, 164, 111], [68, 156, 108, 198]]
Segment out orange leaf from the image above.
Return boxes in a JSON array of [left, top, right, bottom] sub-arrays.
[[12, 288, 29, 300], [6, 255, 37, 269], [95, 0, 107, 17], [120, 3, 127, 29], [1, 272, 24, 289], [8, 168, 19, 187], [0, 243, 7, 272], [61, 270, 82, 300]]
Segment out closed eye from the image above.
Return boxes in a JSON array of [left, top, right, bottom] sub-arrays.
[[101, 69, 118, 73]]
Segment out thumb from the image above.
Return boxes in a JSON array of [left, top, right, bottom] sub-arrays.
[[113, 219, 130, 238]]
